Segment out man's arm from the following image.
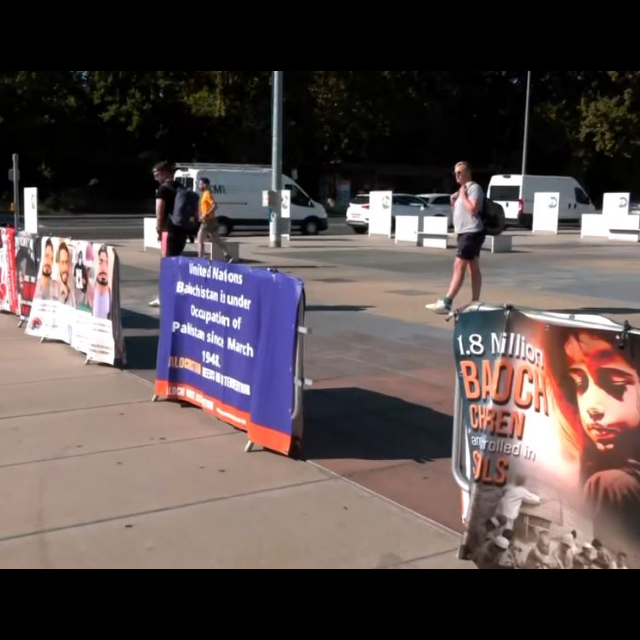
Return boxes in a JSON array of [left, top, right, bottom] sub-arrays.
[[156, 199, 166, 238], [523, 490, 542, 506], [459, 184, 483, 216]]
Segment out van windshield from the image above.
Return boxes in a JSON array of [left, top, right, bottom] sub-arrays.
[[490, 186, 520, 202], [285, 185, 313, 207], [176, 177, 195, 191]]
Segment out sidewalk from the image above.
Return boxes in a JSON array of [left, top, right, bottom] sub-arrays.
[[0, 314, 466, 569]]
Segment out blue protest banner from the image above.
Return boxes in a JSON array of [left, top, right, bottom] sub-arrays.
[[155, 258, 304, 455]]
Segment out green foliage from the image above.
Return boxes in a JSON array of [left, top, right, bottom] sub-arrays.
[[2, 71, 639, 209]]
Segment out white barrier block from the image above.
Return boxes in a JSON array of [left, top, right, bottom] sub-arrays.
[[420, 217, 450, 250], [609, 214, 640, 242], [24, 188, 38, 235], [603, 193, 631, 218], [581, 214, 610, 239], [369, 191, 393, 238], [533, 193, 560, 234], [144, 218, 161, 251], [484, 235, 513, 253], [395, 216, 421, 245]]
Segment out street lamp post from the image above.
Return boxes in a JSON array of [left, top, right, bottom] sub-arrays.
[[522, 70, 532, 176], [269, 71, 284, 249]]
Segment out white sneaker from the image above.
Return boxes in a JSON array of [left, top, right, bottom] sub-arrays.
[[149, 298, 161, 308], [426, 299, 452, 315]]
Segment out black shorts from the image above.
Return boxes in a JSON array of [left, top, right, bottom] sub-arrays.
[[166, 230, 188, 257], [457, 232, 486, 261]]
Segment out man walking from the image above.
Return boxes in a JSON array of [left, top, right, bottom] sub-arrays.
[[149, 161, 186, 307], [197, 178, 232, 262], [426, 162, 486, 315]]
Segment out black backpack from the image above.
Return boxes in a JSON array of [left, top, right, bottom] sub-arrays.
[[170, 185, 201, 231], [481, 197, 507, 236]]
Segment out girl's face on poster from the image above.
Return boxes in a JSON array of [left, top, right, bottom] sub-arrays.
[[566, 333, 640, 453]]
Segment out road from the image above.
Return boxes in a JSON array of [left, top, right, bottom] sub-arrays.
[[1, 213, 352, 241]]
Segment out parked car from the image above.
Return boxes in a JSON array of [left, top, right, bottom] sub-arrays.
[[416, 193, 454, 226]]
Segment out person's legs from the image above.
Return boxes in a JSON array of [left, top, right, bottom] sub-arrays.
[[427, 235, 472, 314], [150, 231, 167, 308], [211, 226, 232, 261], [470, 257, 483, 302], [425, 258, 469, 314], [197, 224, 208, 259], [166, 232, 187, 258], [446, 257, 469, 302], [150, 232, 186, 308]]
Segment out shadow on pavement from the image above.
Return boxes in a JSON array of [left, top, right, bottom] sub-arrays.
[[122, 309, 160, 331], [302, 387, 452, 463], [124, 335, 159, 371], [307, 305, 374, 313], [122, 309, 160, 372]]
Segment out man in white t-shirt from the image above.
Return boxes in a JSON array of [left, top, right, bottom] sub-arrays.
[[426, 161, 486, 315]]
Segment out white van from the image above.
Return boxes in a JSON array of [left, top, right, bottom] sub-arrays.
[[487, 175, 596, 228], [174, 164, 329, 236]]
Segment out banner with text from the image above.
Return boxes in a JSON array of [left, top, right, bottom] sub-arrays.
[[16, 232, 40, 322], [25, 238, 124, 365], [155, 258, 304, 456], [456, 309, 640, 570], [0, 227, 18, 315]]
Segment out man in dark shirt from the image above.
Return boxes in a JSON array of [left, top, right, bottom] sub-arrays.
[[150, 161, 187, 307], [154, 161, 187, 257]]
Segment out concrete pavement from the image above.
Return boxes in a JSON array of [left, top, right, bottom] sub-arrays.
[[0, 315, 466, 569]]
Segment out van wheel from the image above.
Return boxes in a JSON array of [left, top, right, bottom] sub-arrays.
[[217, 218, 233, 237], [302, 217, 320, 236], [353, 227, 368, 235]]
